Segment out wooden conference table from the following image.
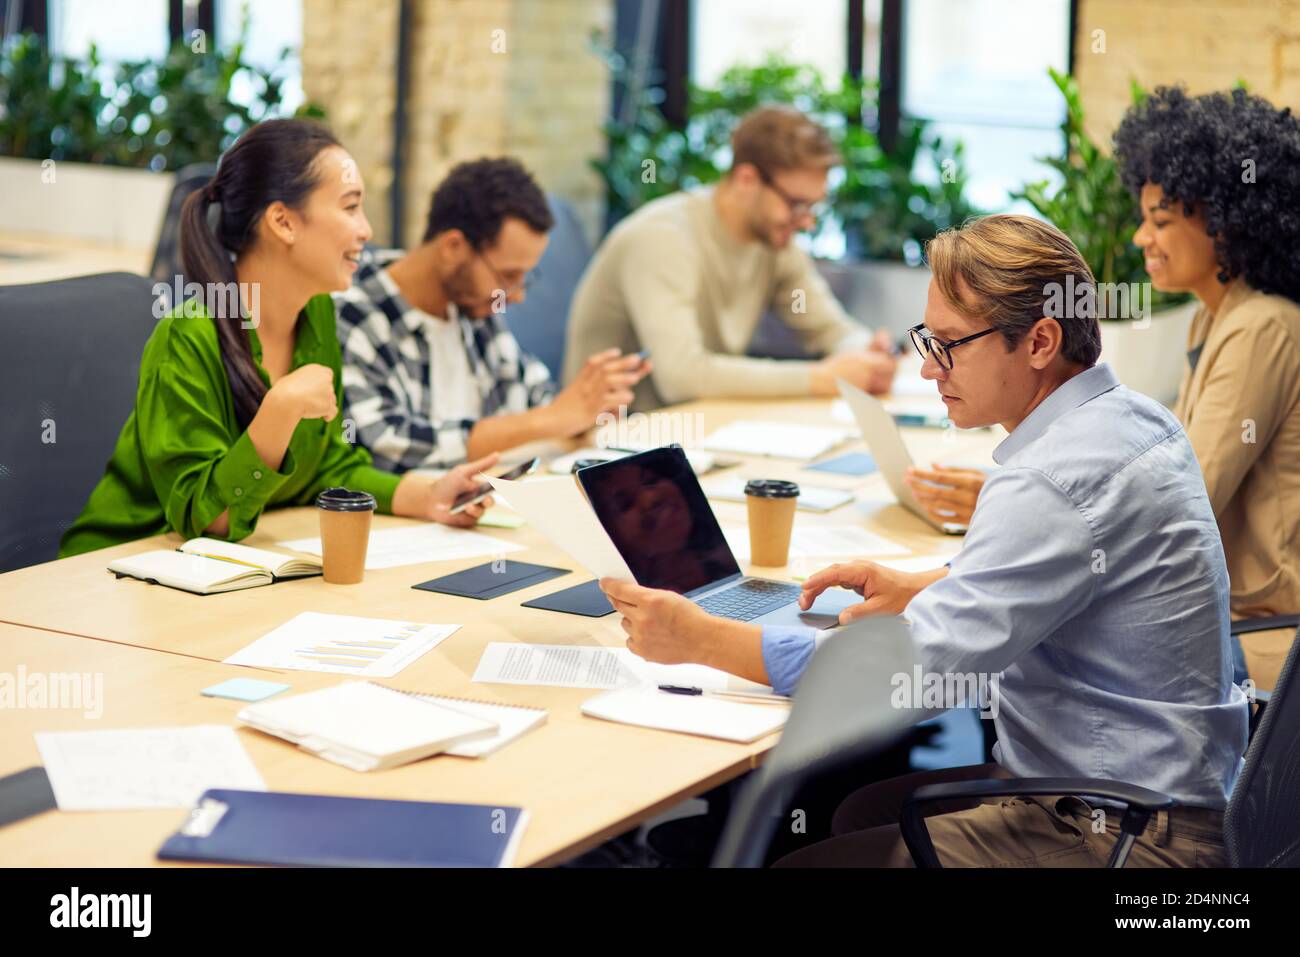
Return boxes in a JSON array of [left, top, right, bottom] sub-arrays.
[[0, 389, 1002, 867]]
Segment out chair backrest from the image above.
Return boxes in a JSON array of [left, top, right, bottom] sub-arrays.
[[502, 195, 593, 379], [149, 162, 217, 299], [712, 617, 920, 867], [1225, 627, 1300, 867], [0, 272, 161, 571]]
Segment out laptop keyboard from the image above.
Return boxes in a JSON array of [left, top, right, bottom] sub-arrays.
[[696, 579, 802, 622]]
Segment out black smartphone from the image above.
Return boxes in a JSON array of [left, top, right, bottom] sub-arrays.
[[449, 456, 540, 514]]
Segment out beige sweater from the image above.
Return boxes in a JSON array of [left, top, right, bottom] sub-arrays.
[[563, 188, 869, 409], [1173, 278, 1300, 619]]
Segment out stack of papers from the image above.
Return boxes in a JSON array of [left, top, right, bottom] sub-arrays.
[[238, 681, 498, 772], [700, 421, 851, 460]]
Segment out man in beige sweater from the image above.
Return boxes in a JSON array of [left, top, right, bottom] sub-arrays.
[[565, 106, 898, 410]]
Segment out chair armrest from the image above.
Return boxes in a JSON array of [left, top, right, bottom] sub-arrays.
[[899, 777, 1177, 868], [1231, 614, 1300, 636]]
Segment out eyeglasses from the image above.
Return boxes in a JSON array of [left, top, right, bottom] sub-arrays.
[[757, 169, 827, 223], [908, 322, 999, 370], [476, 248, 540, 296]]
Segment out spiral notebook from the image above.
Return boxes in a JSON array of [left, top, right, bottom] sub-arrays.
[[382, 686, 549, 758], [239, 681, 547, 768], [238, 681, 497, 772]]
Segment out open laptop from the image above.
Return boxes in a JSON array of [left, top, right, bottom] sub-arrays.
[[836, 379, 969, 535], [576, 447, 858, 630]]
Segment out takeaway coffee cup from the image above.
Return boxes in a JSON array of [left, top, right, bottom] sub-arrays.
[[744, 479, 800, 567], [316, 487, 376, 584]]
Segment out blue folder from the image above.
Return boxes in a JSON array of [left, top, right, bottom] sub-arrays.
[[158, 789, 529, 868]]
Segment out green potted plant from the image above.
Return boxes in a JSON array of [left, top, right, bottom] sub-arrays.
[[1013, 67, 1194, 403], [591, 51, 979, 338], [0, 23, 320, 252]]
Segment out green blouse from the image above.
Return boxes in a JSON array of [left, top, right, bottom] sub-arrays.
[[59, 294, 400, 557]]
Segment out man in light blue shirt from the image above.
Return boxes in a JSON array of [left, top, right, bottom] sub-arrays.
[[601, 214, 1248, 867]]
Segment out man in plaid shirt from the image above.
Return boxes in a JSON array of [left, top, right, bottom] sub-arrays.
[[335, 158, 650, 472]]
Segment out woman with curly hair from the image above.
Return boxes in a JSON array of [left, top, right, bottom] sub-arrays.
[[1114, 86, 1300, 691]]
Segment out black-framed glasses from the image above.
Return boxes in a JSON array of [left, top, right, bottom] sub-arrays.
[[757, 168, 827, 223], [476, 248, 540, 296], [908, 322, 998, 370]]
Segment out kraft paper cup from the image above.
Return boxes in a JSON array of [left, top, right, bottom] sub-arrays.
[[316, 487, 376, 584], [744, 479, 800, 567]]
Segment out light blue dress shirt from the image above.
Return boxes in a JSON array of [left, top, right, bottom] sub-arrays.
[[762, 364, 1248, 809]]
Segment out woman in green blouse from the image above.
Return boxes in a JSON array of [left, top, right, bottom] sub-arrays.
[[60, 119, 497, 557]]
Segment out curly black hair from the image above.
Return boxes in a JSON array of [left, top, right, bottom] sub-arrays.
[[1113, 86, 1300, 302], [422, 157, 553, 245]]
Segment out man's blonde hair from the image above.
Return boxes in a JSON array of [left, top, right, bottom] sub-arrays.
[[926, 214, 1102, 367], [730, 105, 840, 176]]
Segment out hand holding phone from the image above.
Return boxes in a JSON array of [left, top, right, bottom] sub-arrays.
[[449, 456, 541, 514]]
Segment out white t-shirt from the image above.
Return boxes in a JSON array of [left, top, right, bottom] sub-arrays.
[[419, 302, 483, 424]]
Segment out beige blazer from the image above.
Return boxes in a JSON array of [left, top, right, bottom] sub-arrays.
[[1173, 279, 1300, 617]]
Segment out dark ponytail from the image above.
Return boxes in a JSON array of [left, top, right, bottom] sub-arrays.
[[178, 119, 341, 430]]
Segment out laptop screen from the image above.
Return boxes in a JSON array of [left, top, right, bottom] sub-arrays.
[[577, 446, 741, 594]]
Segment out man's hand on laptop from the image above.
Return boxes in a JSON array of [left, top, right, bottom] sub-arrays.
[[904, 463, 986, 526], [799, 561, 947, 623], [599, 578, 768, 682], [547, 348, 650, 436], [811, 350, 896, 397]]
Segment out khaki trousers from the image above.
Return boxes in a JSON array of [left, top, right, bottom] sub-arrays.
[[774, 763, 1227, 868]]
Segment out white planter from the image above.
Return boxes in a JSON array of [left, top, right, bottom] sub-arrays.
[[1098, 300, 1198, 406], [0, 156, 174, 250], [817, 258, 932, 338]]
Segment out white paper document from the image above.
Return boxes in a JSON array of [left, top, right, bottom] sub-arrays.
[[35, 725, 265, 811], [488, 476, 633, 580], [581, 687, 789, 743], [472, 642, 772, 694], [876, 554, 958, 574], [704, 476, 855, 512], [278, 523, 522, 570], [224, 611, 458, 677], [722, 525, 909, 562], [699, 421, 851, 460]]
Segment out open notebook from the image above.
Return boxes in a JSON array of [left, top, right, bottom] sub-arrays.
[[106, 537, 321, 594]]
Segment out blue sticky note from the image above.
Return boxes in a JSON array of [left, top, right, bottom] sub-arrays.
[[806, 452, 877, 476], [201, 678, 291, 702]]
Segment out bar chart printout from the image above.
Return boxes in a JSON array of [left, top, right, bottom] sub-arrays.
[[223, 612, 459, 677]]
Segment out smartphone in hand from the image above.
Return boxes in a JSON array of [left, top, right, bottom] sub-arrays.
[[449, 456, 540, 514]]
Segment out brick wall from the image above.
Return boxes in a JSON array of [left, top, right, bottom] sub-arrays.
[[302, 0, 613, 250], [1074, 0, 1300, 146], [301, 0, 402, 245]]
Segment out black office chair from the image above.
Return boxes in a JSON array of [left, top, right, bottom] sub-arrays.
[[0, 272, 161, 571], [712, 617, 920, 868], [1225, 614, 1300, 867], [149, 162, 217, 302], [502, 195, 593, 380], [900, 614, 1300, 868]]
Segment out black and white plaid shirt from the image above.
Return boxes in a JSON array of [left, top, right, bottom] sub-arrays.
[[334, 249, 555, 472]]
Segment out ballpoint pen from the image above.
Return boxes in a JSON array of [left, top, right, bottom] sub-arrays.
[[657, 684, 791, 705]]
